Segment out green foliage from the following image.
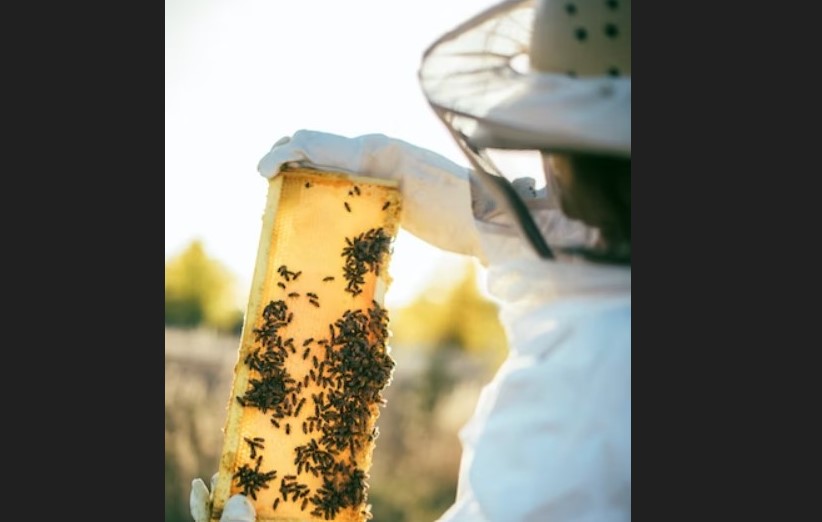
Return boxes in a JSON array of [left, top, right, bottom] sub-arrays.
[[390, 258, 508, 368], [165, 240, 244, 333]]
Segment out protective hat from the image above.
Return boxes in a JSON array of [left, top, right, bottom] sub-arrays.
[[419, 0, 630, 258]]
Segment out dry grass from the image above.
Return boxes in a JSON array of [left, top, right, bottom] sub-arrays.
[[165, 327, 496, 522]]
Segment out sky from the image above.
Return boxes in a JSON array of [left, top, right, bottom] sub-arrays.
[[165, 0, 503, 308]]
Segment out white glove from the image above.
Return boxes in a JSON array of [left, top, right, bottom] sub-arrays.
[[257, 129, 486, 261], [190, 473, 256, 522]]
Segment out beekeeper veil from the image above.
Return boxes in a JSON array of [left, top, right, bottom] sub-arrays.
[[419, 0, 630, 260]]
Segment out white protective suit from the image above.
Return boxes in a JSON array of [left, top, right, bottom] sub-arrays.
[[192, 129, 631, 522]]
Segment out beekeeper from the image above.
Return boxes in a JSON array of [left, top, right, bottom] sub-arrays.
[[192, 0, 630, 520]]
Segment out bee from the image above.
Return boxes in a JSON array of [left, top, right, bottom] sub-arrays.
[[382, 201, 390, 210], [322, 276, 335, 282], [244, 437, 265, 459], [277, 282, 286, 289], [288, 292, 300, 298], [344, 202, 351, 212]]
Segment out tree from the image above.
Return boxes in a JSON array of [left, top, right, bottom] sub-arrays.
[[389, 257, 508, 427], [165, 240, 243, 333], [390, 258, 508, 364]]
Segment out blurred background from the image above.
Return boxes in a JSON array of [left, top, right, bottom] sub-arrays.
[[166, 1, 505, 520]]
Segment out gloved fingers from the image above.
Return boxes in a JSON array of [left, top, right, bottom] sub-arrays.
[[258, 130, 399, 181], [220, 494, 256, 522], [257, 134, 307, 179], [190, 478, 212, 522], [257, 130, 350, 180]]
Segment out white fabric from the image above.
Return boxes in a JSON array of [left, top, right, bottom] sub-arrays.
[[476, 208, 599, 266], [258, 130, 485, 261], [471, 74, 632, 157], [438, 258, 631, 522]]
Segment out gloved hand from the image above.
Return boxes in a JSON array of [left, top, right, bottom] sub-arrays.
[[257, 129, 486, 261], [190, 473, 256, 522]]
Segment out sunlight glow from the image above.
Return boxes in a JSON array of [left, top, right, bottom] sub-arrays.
[[166, 0, 501, 308]]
